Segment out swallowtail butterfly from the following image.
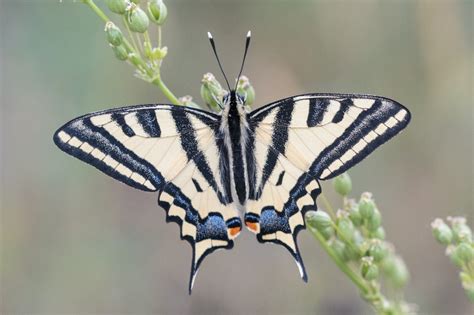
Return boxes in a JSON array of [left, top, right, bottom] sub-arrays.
[[54, 31, 410, 293]]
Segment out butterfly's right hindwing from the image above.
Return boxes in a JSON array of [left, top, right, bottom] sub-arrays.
[[54, 104, 241, 293]]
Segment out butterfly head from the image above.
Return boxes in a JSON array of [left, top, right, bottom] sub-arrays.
[[208, 31, 251, 110]]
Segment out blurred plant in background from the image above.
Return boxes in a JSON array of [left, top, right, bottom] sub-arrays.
[[432, 217, 474, 302], [306, 173, 417, 315]]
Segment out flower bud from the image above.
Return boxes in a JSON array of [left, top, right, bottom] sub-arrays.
[[359, 192, 375, 219], [336, 210, 355, 242], [330, 239, 348, 261], [305, 210, 334, 240], [148, 0, 168, 25], [201, 73, 226, 111], [236, 75, 255, 106], [347, 199, 363, 226], [382, 255, 409, 288], [373, 226, 386, 240], [431, 218, 453, 245], [366, 207, 382, 232], [111, 44, 128, 60], [178, 95, 200, 108], [130, 0, 141, 3], [448, 216, 473, 243], [105, 0, 128, 15], [128, 52, 142, 67], [105, 22, 123, 46], [126, 3, 150, 33], [446, 245, 464, 267], [152, 46, 168, 60], [452, 242, 474, 265], [367, 239, 388, 263], [460, 271, 474, 302], [361, 256, 379, 281], [333, 173, 352, 196]]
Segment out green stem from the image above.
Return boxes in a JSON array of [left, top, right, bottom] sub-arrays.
[[320, 193, 337, 218], [308, 225, 370, 295], [152, 77, 181, 105], [82, 0, 109, 22], [158, 26, 162, 48]]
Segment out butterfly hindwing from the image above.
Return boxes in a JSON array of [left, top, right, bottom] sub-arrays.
[[246, 94, 410, 279], [54, 104, 241, 293]]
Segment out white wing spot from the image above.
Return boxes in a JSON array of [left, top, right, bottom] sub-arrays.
[[385, 117, 398, 128], [57, 131, 71, 143]]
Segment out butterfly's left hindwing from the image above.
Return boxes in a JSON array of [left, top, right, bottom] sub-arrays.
[[246, 94, 410, 280], [53, 104, 241, 293]]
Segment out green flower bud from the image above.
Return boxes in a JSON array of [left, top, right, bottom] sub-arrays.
[[347, 199, 363, 226], [104, 22, 123, 46], [465, 283, 474, 302], [152, 46, 168, 60], [367, 239, 388, 263], [111, 44, 128, 60], [460, 272, 474, 302], [333, 172, 352, 196], [201, 73, 226, 111], [361, 256, 379, 281], [446, 245, 464, 267], [305, 211, 334, 240], [128, 52, 142, 67], [448, 216, 473, 243], [105, 0, 128, 15], [373, 226, 386, 240], [130, 0, 141, 3], [236, 75, 255, 106], [148, 0, 168, 25], [126, 3, 150, 33], [359, 192, 375, 219], [366, 207, 382, 232], [330, 239, 348, 261], [452, 242, 474, 264], [382, 255, 409, 288], [178, 95, 200, 108], [336, 211, 355, 242], [431, 218, 453, 245]]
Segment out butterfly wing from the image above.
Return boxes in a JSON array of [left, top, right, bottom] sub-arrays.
[[53, 104, 240, 293], [246, 94, 411, 280]]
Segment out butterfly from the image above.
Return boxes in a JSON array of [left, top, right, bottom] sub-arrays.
[[53, 31, 410, 293]]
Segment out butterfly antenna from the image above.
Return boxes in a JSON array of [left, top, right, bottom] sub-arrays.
[[234, 30, 251, 90], [207, 32, 231, 91]]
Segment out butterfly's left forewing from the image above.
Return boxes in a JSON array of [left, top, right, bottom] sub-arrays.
[[54, 104, 241, 293], [246, 94, 410, 280]]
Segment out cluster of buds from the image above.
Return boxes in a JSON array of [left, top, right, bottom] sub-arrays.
[[102, 0, 168, 78], [432, 216, 474, 301], [200, 73, 255, 112], [306, 172, 414, 314]]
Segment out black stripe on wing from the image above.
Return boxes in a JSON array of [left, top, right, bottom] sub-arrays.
[[54, 117, 164, 191]]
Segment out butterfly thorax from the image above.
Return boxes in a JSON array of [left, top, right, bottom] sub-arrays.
[[220, 91, 251, 208]]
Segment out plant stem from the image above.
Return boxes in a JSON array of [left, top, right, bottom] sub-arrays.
[[152, 77, 181, 105], [82, 0, 109, 22], [320, 193, 337, 218], [308, 225, 370, 295]]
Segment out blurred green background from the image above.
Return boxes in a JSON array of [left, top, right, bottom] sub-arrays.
[[1, 0, 473, 314]]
